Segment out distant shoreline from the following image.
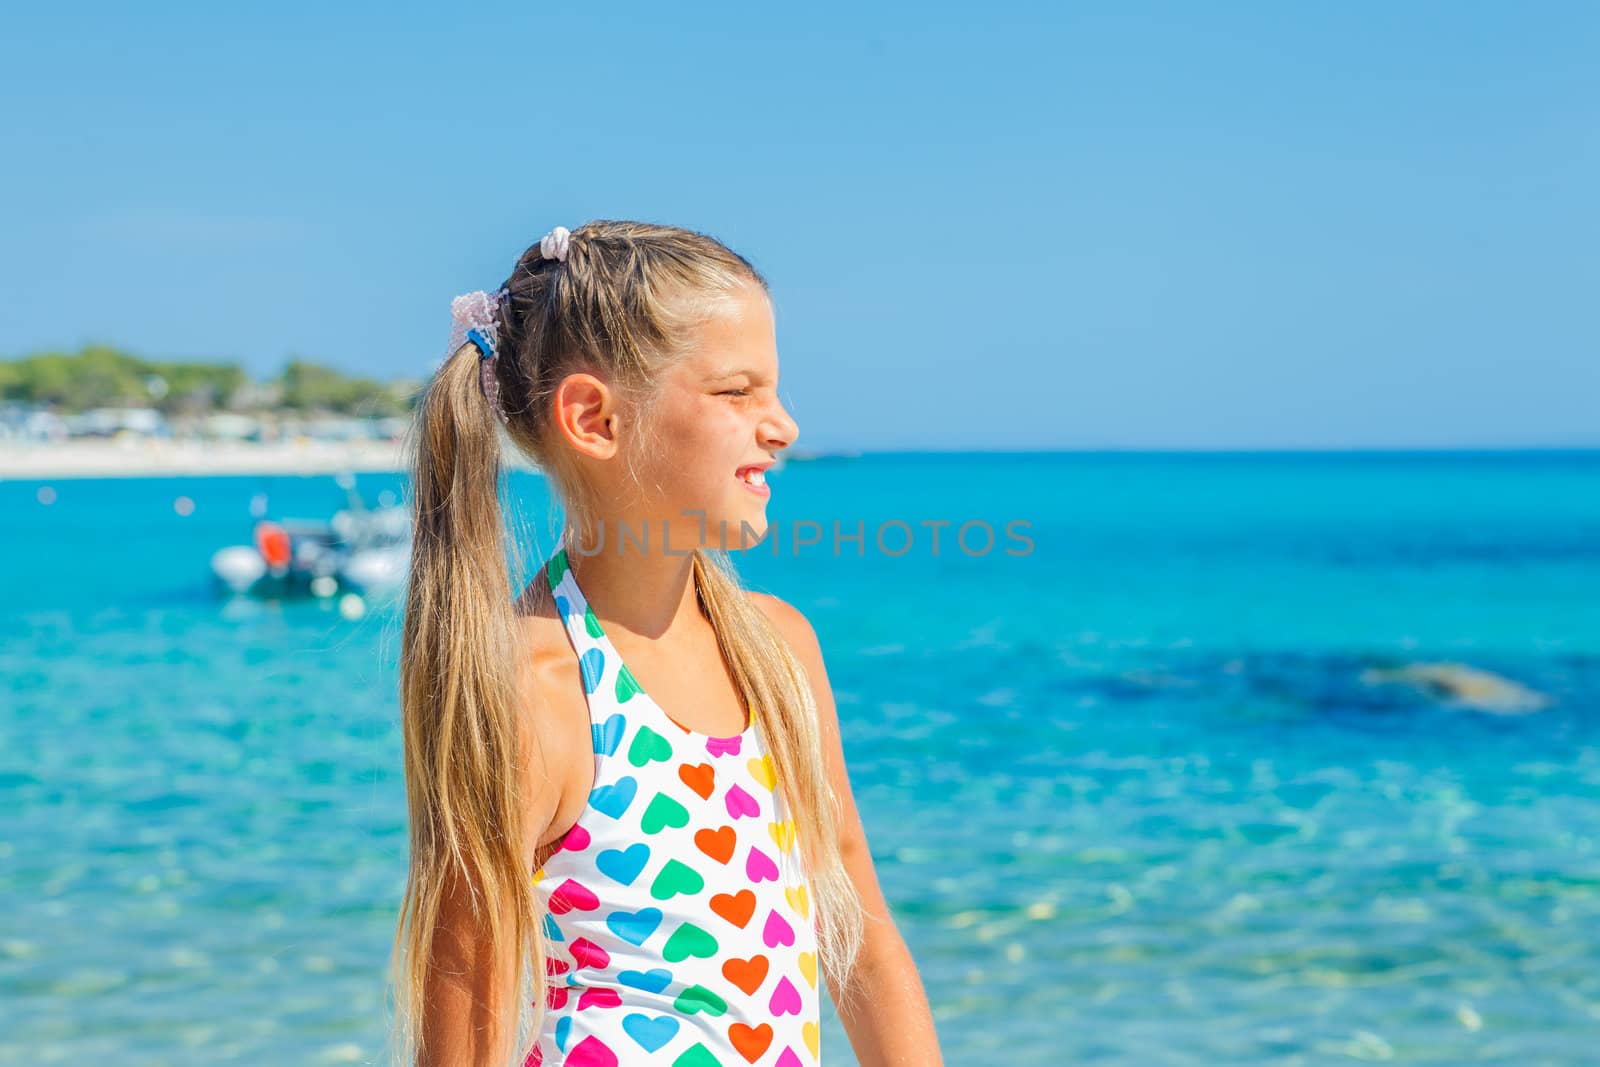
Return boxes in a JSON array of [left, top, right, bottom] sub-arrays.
[[0, 439, 426, 479]]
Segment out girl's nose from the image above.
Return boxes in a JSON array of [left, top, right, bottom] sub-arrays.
[[763, 397, 799, 450]]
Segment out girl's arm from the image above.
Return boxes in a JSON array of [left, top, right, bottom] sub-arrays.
[[759, 595, 946, 1067], [417, 647, 572, 1066], [418, 850, 527, 1066]]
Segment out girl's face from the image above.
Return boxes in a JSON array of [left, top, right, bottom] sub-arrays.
[[631, 282, 800, 552]]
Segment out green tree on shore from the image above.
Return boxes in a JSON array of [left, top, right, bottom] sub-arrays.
[[0, 345, 413, 416]]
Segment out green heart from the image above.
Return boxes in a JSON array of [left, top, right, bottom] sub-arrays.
[[627, 724, 671, 766], [662, 921, 719, 964], [670, 983, 726, 1017], [650, 858, 704, 900], [583, 605, 604, 640], [672, 1042, 722, 1067], [640, 792, 690, 835], [547, 550, 569, 585], [615, 664, 644, 705]]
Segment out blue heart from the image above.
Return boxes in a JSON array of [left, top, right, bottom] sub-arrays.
[[589, 776, 637, 819], [592, 712, 626, 756], [617, 967, 673, 995], [596, 843, 651, 886], [554, 1014, 571, 1052], [579, 647, 606, 695], [542, 913, 565, 942], [622, 1012, 680, 1052], [606, 906, 663, 947], [554, 593, 572, 619]]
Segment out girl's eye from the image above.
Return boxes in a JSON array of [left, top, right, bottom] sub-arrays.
[[718, 388, 750, 397]]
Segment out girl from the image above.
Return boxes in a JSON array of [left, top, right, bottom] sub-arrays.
[[392, 221, 943, 1066]]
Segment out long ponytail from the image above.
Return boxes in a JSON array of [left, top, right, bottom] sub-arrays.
[[389, 341, 548, 1066]]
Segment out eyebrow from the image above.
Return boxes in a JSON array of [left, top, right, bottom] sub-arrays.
[[704, 366, 765, 382]]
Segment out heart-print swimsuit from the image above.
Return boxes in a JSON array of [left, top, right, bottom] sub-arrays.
[[531, 546, 821, 1067]]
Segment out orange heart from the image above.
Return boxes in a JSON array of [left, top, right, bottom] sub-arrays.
[[694, 825, 736, 864], [678, 761, 715, 800], [729, 1022, 773, 1063], [710, 888, 756, 929], [721, 952, 769, 995]]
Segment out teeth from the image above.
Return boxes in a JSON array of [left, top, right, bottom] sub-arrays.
[[741, 469, 766, 485]]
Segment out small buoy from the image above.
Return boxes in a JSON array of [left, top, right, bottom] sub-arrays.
[[36, 486, 56, 505], [338, 593, 366, 620], [310, 576, 338, 599], [254, 522, 292, 569], [174, 496, 195, 516]]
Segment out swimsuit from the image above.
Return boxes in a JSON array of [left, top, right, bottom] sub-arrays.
[[531, 547, 821, 1066]]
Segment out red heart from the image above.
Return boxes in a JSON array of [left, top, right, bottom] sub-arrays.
[[565, 1036, 619, 1067], [678, 761, 716, 799], [694, 825, 736, 864], [729, 1023, 773, 1063], [548, 878, 599, 914], [569, 937, 610, 971], [578, 986, 621, 1011], [710, 889, 756, 929], [721, 953, 769, 996]]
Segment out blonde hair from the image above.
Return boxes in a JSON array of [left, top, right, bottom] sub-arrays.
[[389, 220, 866, 1065]]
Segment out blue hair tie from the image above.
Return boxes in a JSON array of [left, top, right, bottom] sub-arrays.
[[466, 327, 495, 360]]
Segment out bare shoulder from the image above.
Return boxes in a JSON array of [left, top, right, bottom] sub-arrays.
[[746, 590, 824, 670], [745, 591, 837, 741]]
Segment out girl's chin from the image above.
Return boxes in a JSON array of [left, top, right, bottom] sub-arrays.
[[705, 513, 769, 552]]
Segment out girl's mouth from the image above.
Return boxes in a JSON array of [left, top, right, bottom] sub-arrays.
[[736, 466, 770, 498]]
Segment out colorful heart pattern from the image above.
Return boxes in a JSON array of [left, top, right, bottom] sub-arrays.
[[530, 546, 820, 1064]]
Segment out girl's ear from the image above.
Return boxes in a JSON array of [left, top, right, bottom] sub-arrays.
[[552, 373, 620, 458]]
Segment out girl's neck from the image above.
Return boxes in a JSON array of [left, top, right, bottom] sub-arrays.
[[561, 542, 706, 643]]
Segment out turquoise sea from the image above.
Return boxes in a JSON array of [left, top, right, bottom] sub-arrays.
[[3, 451, 1599, 1065]]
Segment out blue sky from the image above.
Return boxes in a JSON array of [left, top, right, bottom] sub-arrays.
[[2, 2, 1595, 451]]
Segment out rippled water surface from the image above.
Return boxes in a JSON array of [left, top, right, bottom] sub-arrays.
[[3, 452, 1598, 1064]]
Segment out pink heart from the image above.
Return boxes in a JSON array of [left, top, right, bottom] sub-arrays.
[[578, 986, 622, 1011], [549, 878, 599, 914], [565, 1036, 618, 1067], [762, 909, 795, 948], [569, 937, 610, 971], [524, 1043, 544, 1067], [706, 735, 743, 757], [562, 824, 591, 852], [769, 975, 802, 1016], [725, 784, 761, 819], [745, 846, 779, 883], [775, 1049, 804, 1067]]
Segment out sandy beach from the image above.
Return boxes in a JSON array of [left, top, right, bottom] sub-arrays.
[[0, 438, 426, 479], [0, 438, 825, 480]]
